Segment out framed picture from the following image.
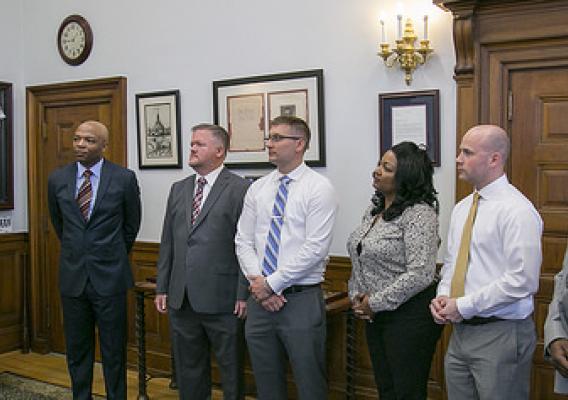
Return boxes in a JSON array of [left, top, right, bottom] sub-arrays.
[[136, 90, 182, 169], [379, 89, 440, 166], [213, 69, 325, 168], [0, 82, 13, 210]]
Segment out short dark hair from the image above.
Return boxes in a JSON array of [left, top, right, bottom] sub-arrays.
[[372, 141, 439, 221], [270, 115, 311, 151], [191, 123, 230, 155]]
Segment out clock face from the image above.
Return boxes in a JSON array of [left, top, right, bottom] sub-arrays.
[[57, 15, 93, 66], [61, 22, 86, 60]]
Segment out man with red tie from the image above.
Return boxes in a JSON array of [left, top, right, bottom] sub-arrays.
[[48, 121, 141, 400]]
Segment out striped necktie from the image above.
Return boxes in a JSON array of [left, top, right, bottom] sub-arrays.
[[77, 169, 93, 221], [262, 175, 291, 276], [191, 177, 207, 224], [450, 192, 481, 298]]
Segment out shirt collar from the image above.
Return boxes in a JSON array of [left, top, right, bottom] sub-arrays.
[[77, 158, 104, 179], [275, 162, 307, 183], [477, 174, 508, 200], [198, 164, 224, 187]]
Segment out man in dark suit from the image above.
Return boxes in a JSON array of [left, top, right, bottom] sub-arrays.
[[48, 120, 141, 400], [154, 123, 250, 400]]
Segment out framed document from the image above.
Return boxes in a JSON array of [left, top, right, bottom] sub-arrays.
[[213, 69, 325, 168], [379, 90, 440, 166], [0, 81, 13, 210], [136, 90, 182, 169]]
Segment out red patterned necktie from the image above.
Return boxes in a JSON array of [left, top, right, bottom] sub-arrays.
[[191, 177, 207, 224], [77, 169, 93, 221]]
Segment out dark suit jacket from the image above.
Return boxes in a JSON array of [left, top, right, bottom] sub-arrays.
[[156, 167, 250, 313], [48, 160, 141, 297]]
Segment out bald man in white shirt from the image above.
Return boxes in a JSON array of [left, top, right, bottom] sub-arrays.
[[430, 125, 543, 400], [235, 116, 338, 400]]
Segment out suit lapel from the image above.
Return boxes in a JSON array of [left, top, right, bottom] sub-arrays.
[[89, 160, 112, 223], [190, 168, 230, 233]]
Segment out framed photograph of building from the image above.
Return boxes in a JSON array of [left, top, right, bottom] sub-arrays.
[[136, 90, 182, 169], [0, 81, 13, 210], [213, 69, 325, 168], [379, 89, 440, 166]]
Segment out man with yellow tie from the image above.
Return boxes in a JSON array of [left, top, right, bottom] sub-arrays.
[[430, 125, 543, 400]]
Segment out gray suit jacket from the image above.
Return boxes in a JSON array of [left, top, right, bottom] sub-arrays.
[[156, 167, 250, 313], [544, 241, 568, 392]]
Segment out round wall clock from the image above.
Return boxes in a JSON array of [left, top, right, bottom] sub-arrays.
[[57, 15, 93, 66]]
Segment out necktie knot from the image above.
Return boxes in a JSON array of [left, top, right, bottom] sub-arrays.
[[280, 175, 291, 185], [198, 176, 207, 187], [83, 169, 93, 178]]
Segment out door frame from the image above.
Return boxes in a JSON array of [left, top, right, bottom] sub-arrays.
[[27, 77, 127, 352]]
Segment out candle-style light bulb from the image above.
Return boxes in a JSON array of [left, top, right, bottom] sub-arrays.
[[379, 12, 386, 43], [396, 3, 404, 39]]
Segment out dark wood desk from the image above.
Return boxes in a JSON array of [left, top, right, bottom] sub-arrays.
[[133, 282, 354, 400]]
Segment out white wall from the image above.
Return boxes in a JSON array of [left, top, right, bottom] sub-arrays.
[[9, 0, 456, 257]]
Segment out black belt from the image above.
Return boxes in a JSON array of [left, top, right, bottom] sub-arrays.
[[461, 316, 504, 325], [282, 283, 320, 295]]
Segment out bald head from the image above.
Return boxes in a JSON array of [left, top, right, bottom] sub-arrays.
[[73, 120, 109, 167], [457, 125, 509, 189], [466, 125, 510, 164], [78, 120, 109, 145]]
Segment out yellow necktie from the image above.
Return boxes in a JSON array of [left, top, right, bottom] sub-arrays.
[[450, 192, 481, 298]]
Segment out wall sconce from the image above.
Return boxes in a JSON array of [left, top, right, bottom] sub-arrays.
[[378, 14, 433, 85]]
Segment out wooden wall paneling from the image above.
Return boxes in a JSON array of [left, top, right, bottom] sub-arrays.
[[0, 233, 28, 353], [450, 3, 478, 202], [127, 242, 172, 375]]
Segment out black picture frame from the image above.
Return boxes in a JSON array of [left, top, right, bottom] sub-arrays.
[[213, 69, 325, 168], [136, 90, 182, 169], [0, 82, 13, 210], [379, 89, 440, 166]]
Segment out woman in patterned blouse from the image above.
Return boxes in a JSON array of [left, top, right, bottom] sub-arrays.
[[348, 141, 443, 400]]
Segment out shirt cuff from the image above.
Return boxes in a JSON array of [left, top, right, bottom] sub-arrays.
[[266, 274, 286, 295], [456, 296, 476, 320]]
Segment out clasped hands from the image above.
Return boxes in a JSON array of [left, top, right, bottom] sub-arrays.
[[429, 295, 463, 324], [351, 293, 374, 322], [549, 339, 568, 378], [248, 275, 287, 312]]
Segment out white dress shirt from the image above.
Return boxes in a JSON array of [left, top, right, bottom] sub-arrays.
[[194, 164, 223, 204], [75, 158, 103, 219], [438, 174, 543, 320], [235, 162, 338, 294]]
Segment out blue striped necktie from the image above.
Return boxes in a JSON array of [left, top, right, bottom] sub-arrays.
[[262, 175, 291, 276]]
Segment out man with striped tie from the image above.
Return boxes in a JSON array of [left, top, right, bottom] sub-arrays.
[[235, 116, 338, 400], [155, 124, 250, 400], [47, 121, 141, 399]]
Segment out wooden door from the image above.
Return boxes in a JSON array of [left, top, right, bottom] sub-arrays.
[[510, 67, 568, 400], [27, 77, 127, 354]]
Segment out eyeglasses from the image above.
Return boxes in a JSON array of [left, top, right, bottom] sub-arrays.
[[264, 134, 304, 143]]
